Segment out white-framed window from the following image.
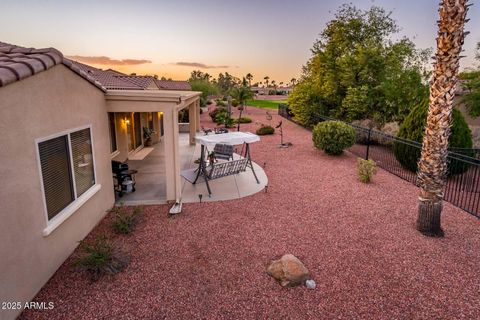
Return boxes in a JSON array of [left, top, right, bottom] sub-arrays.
[[36, 125, 99, 233]]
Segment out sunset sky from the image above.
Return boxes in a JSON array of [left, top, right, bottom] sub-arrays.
[[2, 0, 480, 83]]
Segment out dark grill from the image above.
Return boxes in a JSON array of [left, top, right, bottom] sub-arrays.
[[112, 160, 137, 197]]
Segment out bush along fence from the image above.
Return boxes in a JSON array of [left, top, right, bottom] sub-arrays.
[[278, 104, 480, 218]]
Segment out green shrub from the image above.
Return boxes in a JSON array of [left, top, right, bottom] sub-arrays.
[[209, 107, 227, 121], [216, 100, 227, 107], [234, 117, 252, 124], [206, 99, 213, 105], [394, 99, 473, 175], [111, 205, 143, 235], [312, 121, 356, 155], [232, 99, 239, 107], [256, 125, 275, 135], [357, 158, 377, 183], [178, 109, 189, 123], [214, 112, 234, 127], [74, 235, 129, 281], [199, 96, 206, 108]]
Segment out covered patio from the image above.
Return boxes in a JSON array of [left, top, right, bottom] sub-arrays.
[[107, 89, 201, 203], [116, 133, 268, 205]]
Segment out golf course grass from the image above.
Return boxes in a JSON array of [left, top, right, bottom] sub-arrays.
[[245, 99, 287, 109]]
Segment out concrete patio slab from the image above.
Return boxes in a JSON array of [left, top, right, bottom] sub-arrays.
[[116, 133, 268, 205]]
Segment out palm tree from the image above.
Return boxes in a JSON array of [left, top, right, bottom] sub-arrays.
[[290, 78, 297, 87], [416, 0, 469, 237], [231, 85, 254, 121], [271, 80, 277, 94], [263, 76, 269, 88], [246, 73, 253, 87]]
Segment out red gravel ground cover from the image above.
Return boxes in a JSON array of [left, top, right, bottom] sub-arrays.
[[22, 107, 480, 319]]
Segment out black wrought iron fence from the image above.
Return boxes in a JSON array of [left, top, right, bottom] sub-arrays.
[[278, 105, 480, 218]]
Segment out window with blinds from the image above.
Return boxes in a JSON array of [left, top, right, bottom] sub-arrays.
[[39, 135, 74, 220], [71, 129, 95, 197], [38, 127, 96, 221]]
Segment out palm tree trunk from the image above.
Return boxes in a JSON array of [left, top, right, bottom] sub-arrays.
[[417, 0, 469, 237]]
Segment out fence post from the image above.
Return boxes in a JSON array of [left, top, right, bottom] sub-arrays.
[[365, 128, 371, 160]]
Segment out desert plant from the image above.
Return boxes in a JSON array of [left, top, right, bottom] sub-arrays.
[[216, 100, 227, 107], [312, 120, 356, 155], [394, 99, 473, 175], [209, 107, 227, 122], [357, 158, 377, 183], [214, 112, 234, 127], [232, 99, 239, 107], [111, 205, 143, 235], [74, 235, 130, 281], [256, 125, 275, 135]]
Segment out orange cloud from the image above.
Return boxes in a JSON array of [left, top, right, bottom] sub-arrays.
[[174, 62, 230, 69], [67, 55, 152, 65]]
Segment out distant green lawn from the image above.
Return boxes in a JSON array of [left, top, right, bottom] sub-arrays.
[[245, 99, 287, 109]]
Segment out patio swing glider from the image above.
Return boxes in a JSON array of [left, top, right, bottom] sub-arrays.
[[185, 132, 261, 196]]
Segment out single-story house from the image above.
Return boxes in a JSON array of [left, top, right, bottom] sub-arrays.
[[0, 42, 200, 320]]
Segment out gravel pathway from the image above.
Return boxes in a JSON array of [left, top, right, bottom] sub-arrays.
[[22, 107, 480, 320]]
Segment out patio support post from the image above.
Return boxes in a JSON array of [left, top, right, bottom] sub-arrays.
[[188, 102, 196, 145], [196, 100, 201, 132], [164, 108, 182, 201]]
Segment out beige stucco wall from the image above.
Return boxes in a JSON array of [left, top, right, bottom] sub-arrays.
[[0, 65, 114, 320]]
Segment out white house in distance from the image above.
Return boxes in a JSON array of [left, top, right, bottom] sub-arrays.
[[0, 42, 200, 320]]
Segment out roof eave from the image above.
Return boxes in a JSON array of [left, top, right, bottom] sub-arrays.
[[105, 89, 201, 103]]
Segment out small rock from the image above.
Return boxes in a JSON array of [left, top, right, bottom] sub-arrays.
[[266, 254, 310, 287], [305, 279, 316, 289]]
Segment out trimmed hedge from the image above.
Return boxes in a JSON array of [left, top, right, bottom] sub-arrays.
[[235, 117, 252, 124], [312, 121, 356, 155], [256, 125, 275, 135], [394, 99, 473, 175]]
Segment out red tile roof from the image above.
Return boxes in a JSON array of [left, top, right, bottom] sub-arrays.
[[155, 79, 191, 90], [63, 59, 140, 90], [0, 42, 63, 87], [0, 42, 192, 92], [117, 75, 156, 89]]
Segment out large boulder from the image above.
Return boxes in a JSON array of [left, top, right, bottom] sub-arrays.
[[351, 119, 379, 144], [266, 254, 310, 287], [373, 121, 400, 146]]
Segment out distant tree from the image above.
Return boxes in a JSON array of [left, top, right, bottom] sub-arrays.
[[230, 81, 254, 120], [263, 76, 270, 88], [458, 42, 480, 118], [290, 78, 297, 86], [189, 70, 210, 82], [246, 73, 254, 87], [160, 76, 167, 80], [288, 4, 430, 127], [217, 72, 239, 94]]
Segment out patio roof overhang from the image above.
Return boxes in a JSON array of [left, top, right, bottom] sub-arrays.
[[105, 89, 201, 112]]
